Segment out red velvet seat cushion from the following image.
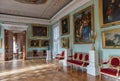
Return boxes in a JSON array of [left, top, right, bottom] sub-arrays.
[[101, 68, 118, 76], [55, 57, 64, 60], [67, 60, 83, 66], [74, 60, 83, 66], [67, 60, 74, 63]]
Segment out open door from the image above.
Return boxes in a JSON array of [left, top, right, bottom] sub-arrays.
[[4, 30, 13, 61], [4, 30, 26, 61], [22, 31, 26, 60]]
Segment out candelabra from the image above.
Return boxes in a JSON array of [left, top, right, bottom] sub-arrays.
[[91, 34, 96, 50]]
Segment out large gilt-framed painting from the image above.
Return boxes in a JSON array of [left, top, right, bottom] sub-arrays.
[[32, 24, 48, 37], [61, 37, 69, 48], [102, 28, 120, 49], [99, 0, 120, 27], [73, 5, 94, 44], [60, 15, 70, 35], [29, 39, 40, 48]]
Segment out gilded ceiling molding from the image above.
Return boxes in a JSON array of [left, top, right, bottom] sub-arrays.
[[0, 14, 50, 25]]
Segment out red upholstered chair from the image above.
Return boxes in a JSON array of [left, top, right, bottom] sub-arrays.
[[75, 53, 89, 72], [100, 56, 120, 81], [67, 52, 79, 70], [55, 51, 64, 60], [55, 51, 65, 70]]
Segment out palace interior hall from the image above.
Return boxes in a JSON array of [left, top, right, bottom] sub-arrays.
[[0, 0, 120, 81]]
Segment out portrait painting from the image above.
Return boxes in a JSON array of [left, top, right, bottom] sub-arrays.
[[61, 37, 69, 48], [32, 24, 48, 37], [99, 0, 120, 27], [60, 15, 70, 35], [102, 28, 120, 48], [73, 5, 94, 44], [41, 39, 49, 47], [29, 39, 40, 47]]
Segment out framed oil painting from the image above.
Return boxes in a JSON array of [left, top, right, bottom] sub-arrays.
[[102, 28, 120, 49], [60, 15, 70, 35], [32, 24, 48, 37], [61, 37, 69, 48], [73, 5, 94, 44], [41, 39, 49, 47], [99, 0, 120, 27], [29, 39, 40, 47]]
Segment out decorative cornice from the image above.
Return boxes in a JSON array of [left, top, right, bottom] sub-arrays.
[[0, 14, 50, 25]]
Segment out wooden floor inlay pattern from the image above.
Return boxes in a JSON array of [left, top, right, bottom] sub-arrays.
[[0, 59, 117, 81]]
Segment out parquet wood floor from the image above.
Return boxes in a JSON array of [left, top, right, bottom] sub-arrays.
[[0, 59, 117, 81]]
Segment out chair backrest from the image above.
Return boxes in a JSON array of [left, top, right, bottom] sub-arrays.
[[84, 54, 89, 62], [73, 52, 78, 60], [79, 53, 83, 61], [61, 51, 64, 57], [109, 56, 120, 68]]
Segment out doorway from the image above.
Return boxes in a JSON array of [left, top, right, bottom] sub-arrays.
[[4, 30, 26, 61]]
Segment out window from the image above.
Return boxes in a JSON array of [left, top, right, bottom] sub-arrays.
[[52, 23, 60, 58]]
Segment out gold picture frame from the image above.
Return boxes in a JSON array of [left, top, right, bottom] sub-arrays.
[[32, 24, 48, 38], [60, 15, 70, 35], [102, 28, 120, 49], [73, 5, 94, 44], [99, 0, 120, 27], [40, 39, 49, 47], [29, 39, 40, 48], [61, 37, 69, 48]]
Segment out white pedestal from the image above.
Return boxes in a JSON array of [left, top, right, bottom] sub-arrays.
[[46, 50, 51, 61], [87, 50, 99, 76], [59, 49, 70, 66]]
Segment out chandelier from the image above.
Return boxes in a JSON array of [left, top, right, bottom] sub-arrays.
[[15, 0, 47, 4]]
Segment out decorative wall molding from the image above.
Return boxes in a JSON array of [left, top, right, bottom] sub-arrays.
[[0, 14, 50, 25]]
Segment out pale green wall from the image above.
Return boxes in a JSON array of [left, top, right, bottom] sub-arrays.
[[27, 24, 52, 52], [0, 24, 5, 60], [51, 0, 120, 61]]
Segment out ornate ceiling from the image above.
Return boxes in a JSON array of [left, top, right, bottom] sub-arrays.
[[15, 0, 47, 4], [0, 0, 72, 19]]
